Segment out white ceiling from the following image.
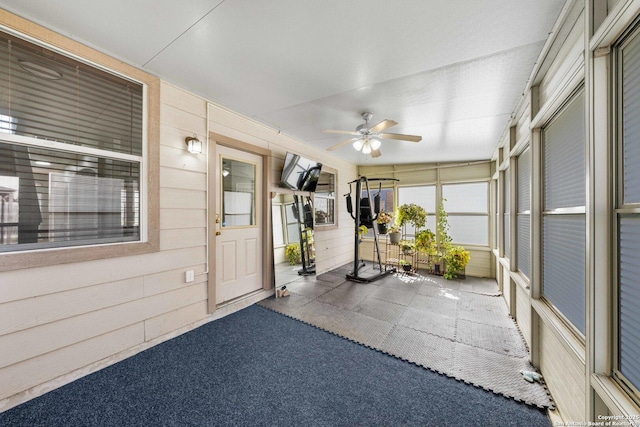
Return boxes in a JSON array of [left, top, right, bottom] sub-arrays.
[[0, 0, 567, 165]]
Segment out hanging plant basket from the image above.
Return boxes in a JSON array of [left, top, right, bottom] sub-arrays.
[[377, 223, 388, 235]]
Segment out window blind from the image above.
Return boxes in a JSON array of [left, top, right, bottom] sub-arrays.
[[618, 30, 640, 394], [619, 216, 640, 391], [0, 31, 143, 155], [542, 89, 586, 335], [518, 148, 531, 212], [504, 170, 510, 258], [517, 148, 531, 278], [0, 30, 143, 252], [543, 215, 586, 334], [517, 215, 530, 279], [623, 34, 640, 204], [544, 92, 586, 210]]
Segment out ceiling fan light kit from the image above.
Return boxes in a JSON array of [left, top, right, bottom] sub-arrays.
[[324, 112, 422, 158]]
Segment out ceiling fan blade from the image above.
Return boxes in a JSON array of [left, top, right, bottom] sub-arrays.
[[371, 148, 382, 158], [369, 119, 397, 133], [323, 129, 360, 136], [379, 132, 422, 143], [327, 137, 359, 151]]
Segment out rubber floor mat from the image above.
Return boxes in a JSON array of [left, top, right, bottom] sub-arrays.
[[261, 265, 555, 409]]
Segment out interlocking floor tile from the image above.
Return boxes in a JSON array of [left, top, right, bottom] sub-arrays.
[[261, 263, 553, 408]]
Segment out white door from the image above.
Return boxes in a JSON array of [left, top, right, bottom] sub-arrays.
[[215, 145, 263, 304]]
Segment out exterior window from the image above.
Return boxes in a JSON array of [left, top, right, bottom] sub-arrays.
[[397, 185, 436, 237], [0, 30, 144, 253], [615, 26, 640, 399], [361, 186, 395, 237], [541, 89, 586, 336], [284, 203, 300, 244], [517, 148, 531, 279], [314, 171, 335, 226], [271, 204, 285, 247], [503, 169, 510, 258], [442, 182, 489, 246]]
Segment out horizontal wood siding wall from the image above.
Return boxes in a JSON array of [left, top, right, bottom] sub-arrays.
[[0, 81, 212, 409], [539, 320, 586, 422], [515, 284, 531, 348]]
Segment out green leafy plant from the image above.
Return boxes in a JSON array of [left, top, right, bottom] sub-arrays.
[[396, 203, 427, 229], [358, 225, 368, 238], [388, 225, 401, 234], [443, 245, 471, 280], [399, 239, 415, 254], [437, 198, 452, 251], [285, 243, 301, 265], [415, 229, 438, 256]]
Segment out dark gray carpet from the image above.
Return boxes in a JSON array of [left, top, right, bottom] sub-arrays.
[[0, 305, 550, 427]]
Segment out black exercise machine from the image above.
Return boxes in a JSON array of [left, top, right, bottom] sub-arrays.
[[345, 177, 398, 283], [291, 195, 315, 275]]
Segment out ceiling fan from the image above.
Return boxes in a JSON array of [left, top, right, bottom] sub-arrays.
[[323, 112, 422, 158]]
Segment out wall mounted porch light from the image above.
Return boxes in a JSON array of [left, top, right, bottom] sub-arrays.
[[185, 135, 202, 154]]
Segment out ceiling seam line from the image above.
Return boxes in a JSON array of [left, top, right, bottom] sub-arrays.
[[142, 0, 226, 68]]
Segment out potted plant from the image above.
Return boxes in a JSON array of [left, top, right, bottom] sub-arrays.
[[400, 259, 412, 272], [358, 225, 368, 243], [399, 239, 415, 255], [388, 225, 402, 244], [443, 245, 471, 280], [376, 210, 392, 234], [396, 203, 427, 230], [285, 243, 301, 265], [415, 229, 437, 255]]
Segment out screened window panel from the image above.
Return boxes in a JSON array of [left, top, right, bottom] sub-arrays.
[[447, 215, 488, 245], [517, 148, 531, 212], [622, 35, 640, 204], [398, 185, 436, 237], [314, 197, 334, 225], [619, 215, 640, 391], [271, 205, 284, 247], [442, 182, 488, 212], [543, 91, 586, 210], [285, 204, 300, 244], [517, 214, 530, 279], [504, 213, 510, 258], [504, 170, 510, 214], [543, 214, 586, 334], [0, 142, 140, 252], [0, 31, 143, 156], [503, 170, 510, 258], [315, 172, 335, 198], [372, 188, 394, 213]]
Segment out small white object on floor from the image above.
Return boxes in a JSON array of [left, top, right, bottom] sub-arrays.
[[520, 370, 543, 383]]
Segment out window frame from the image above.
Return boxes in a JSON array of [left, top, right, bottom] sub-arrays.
[[613, 24, 640, 403], [540, 86, 587, 340], [441, 180, 490, 247], [313, 167, 337, 230], [0, 20, 159, 271], [516, 146, 531, 281]]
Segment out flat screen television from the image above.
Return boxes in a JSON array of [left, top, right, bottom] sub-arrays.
[[279, 152, 323, 192]]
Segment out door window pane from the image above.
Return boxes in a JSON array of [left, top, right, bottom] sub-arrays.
[[222, 158, 255, 227]]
